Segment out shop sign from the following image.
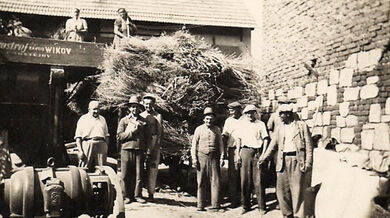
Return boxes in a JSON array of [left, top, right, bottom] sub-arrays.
[[0, 35, 104, 68]]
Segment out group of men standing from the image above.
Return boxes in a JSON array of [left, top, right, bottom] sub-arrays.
[[74, 95, 313, 218], [74, 94, 162, 205], [191, 99, 313, 218]]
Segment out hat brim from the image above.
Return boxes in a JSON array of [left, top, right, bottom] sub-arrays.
[[204, 113, 215, 116]]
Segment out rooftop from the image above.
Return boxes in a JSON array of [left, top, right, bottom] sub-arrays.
[[0, 0, 256, 28]]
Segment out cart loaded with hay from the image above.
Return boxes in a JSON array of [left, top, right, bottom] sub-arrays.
[[68, 31, 261, 189]]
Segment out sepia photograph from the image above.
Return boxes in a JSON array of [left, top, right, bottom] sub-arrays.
[[0, 0, 390, 217]]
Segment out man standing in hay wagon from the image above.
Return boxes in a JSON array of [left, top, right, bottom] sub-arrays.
[[113, 8, 137, 48], [117, 95, 148, 204], [140, 93, 163, 201], [191, 107, 225, 212]]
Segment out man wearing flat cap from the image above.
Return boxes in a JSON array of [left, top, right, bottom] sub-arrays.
[[191, 107, 225, 211], [117, 95, 148, 204], [140, 93, 163, 201], [259, 103, 313, 218], [222, 101, 242, 207], [235, 104, 269, 215]]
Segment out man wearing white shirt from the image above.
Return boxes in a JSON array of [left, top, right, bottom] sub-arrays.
[[222, 101, 242, 207], [235, 104, 269, 215], [74, 101, 109, 171]]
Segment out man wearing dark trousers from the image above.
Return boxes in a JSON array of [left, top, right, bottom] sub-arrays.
[[235, 104, 269, 215], [259, 103, 313, 218], [222, 101, 242, 207], [191, 107, 225, 212], [117, 95, 148, 204]]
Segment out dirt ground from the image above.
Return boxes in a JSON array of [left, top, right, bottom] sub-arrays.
[[124, 162, 284, 218]]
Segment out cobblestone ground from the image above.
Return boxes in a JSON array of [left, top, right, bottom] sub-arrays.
[[124, 163, 283, 218]]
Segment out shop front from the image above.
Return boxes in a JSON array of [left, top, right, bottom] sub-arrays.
[[0, 35, 104, 167]]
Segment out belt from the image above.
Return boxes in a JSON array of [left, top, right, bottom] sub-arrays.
[[284, 151, 297, 156], [83, 137, 105, 141], [242, 146, 262, 151]]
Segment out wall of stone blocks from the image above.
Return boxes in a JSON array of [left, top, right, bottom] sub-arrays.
[[258, 0, 390, 169]]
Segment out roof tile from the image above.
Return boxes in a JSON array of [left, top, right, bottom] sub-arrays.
[[0, 0, 256, 28]]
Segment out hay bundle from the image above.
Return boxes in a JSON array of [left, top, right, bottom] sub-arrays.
[[94, 31, 261, 158]]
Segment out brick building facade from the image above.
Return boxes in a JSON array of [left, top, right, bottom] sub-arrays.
[[257, 0, 390, 171]]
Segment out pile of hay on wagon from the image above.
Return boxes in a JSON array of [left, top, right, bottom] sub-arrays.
[[78, 31, 261, 164]]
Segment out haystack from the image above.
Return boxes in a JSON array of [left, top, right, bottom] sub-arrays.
[[88, 31, 260, 161]]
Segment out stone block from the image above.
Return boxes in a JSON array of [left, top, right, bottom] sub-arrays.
[[287, 90, 295, 100], [341, 128, 355, 143], [367, 76, 379, 84], [339, 68, 354, 87], [327, 85, 338, 106], [269, 89, 275, 100], [369, 104, 381, 123], [336, 116, 346, 127], [346, 115, 359, 127], [323, 126, 331, 139], [361, 129, 374, 150], [305, 82, 316, 97], [357, 49, 382, 71], [315, 95, 324, 108], [331, 127, 341, 143], [381, 115, 390, 123], [339, 102, 350, 117], [317, 80, 328, 95], [329, 69, 339, 85], [308, 100, 316, 111], [335, 143, 359, 152], [297, 96, 308, 108], [363, 123, 376, 130], [314, 112, 323, 126], [294, 86, 304, 98], [276, 89, 284, 97], [385, 98, 390, 114], [306, 119, 314, 128], [373, 123, 390, 150], [368, 150, 390, 173], [312, 127, 323, 136], [343, 87, 360, 101], [360, 84, 379, 99], [301, 108, 309, 120], [345, 53, 358, 69], [323, 111, 331, 125]]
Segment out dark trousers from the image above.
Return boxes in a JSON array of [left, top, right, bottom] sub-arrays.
[[197, 151, 221, 208], [276, 155, 307, 218], [240, 147, 265, 210], [120, 149, 144, 199], [228, 147, 240, 205]]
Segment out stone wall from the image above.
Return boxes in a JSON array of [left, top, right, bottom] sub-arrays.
[[258, 0, 390, 171]]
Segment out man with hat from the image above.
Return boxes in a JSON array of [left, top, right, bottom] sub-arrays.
[[191, 107, 225, 211], [140, 93, 163, 201], [266, 96, 292, 210], [117, 95, 148, 204], [235, 104, 269, 215], [259, 103, 313, 218], [74, 100, 110, 171], [222, 101, 242, 207]]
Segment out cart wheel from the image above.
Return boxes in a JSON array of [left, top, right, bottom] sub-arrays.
[[99, 166, 125, 218]]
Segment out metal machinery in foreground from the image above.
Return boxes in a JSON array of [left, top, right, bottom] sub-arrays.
[[0, 158, 125, 217]]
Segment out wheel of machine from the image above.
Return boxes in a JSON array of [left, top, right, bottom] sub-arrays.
[[98, 166, 125, 218]]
